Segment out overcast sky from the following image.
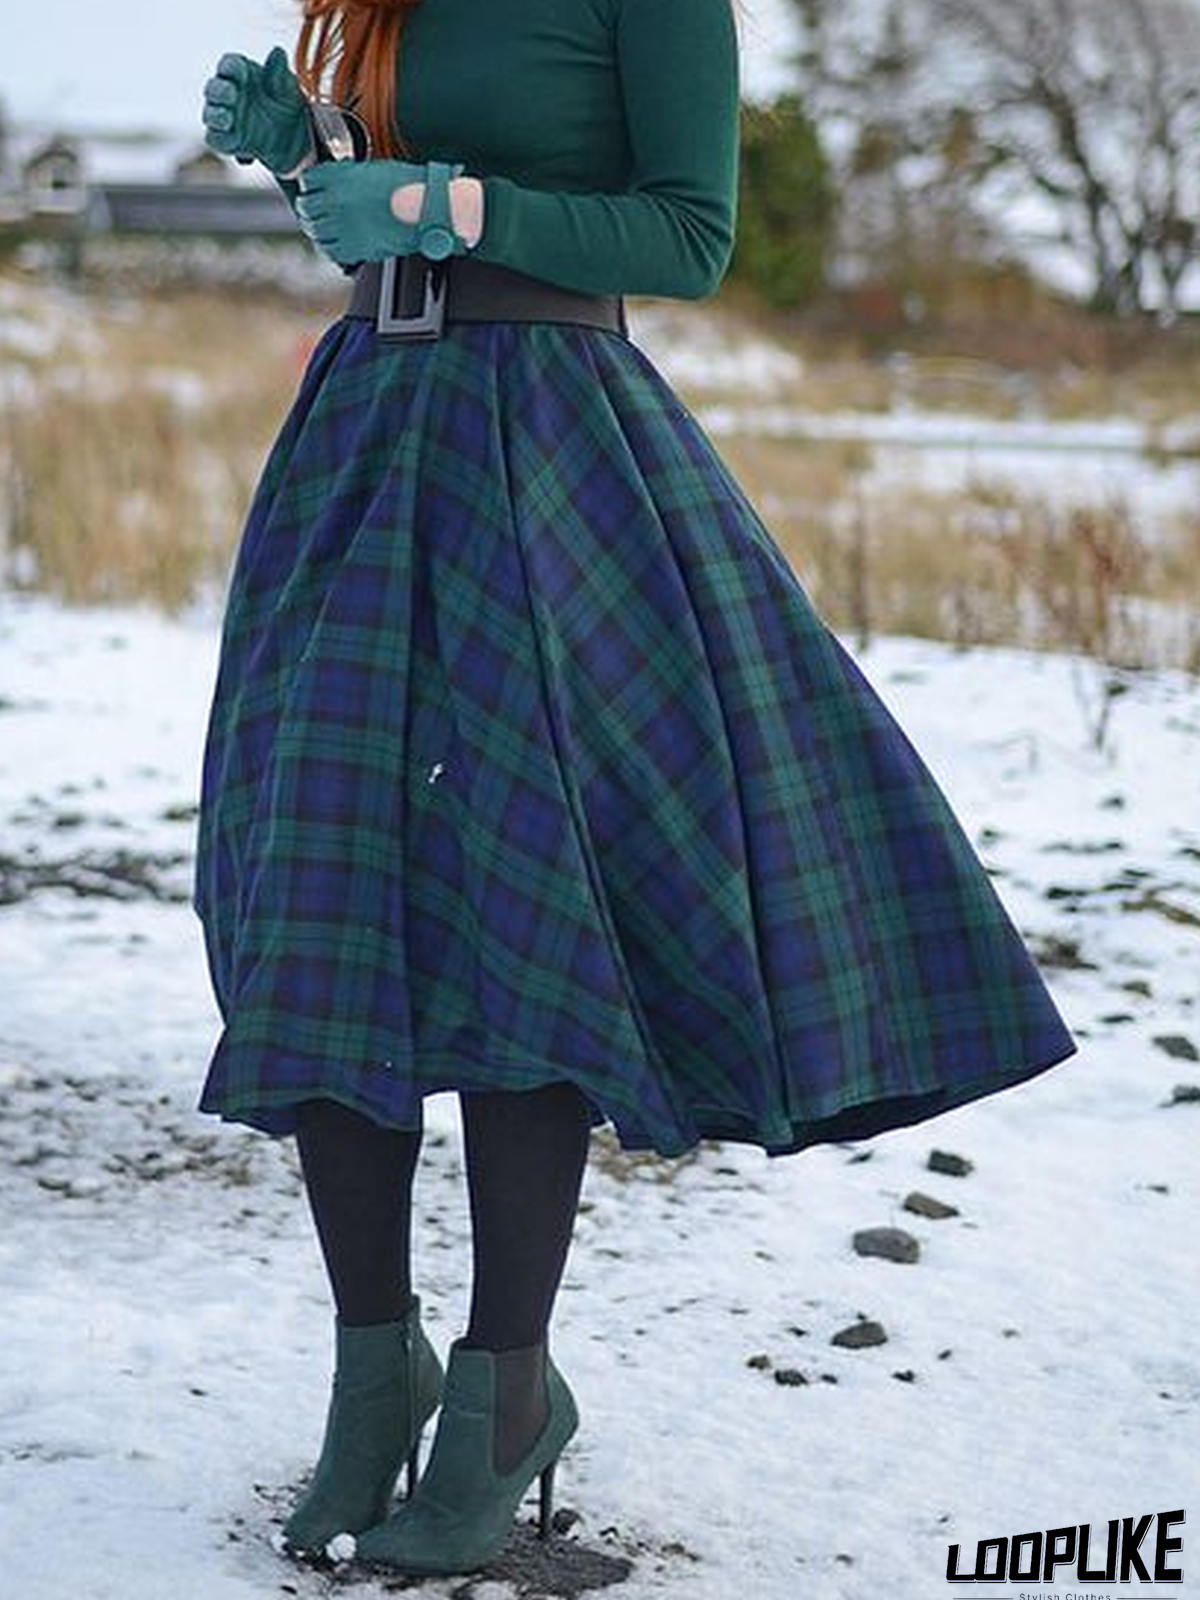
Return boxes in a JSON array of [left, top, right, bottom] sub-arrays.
[[5, 0, 800, 136]]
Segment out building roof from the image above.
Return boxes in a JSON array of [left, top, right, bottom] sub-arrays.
[[4, 124, 265, 189], [86, 181, 297, 236]]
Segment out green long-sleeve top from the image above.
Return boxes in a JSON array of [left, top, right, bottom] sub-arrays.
[[395, 0, 740, 298]]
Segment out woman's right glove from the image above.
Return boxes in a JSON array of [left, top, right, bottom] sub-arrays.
[[201, 47, 314, 178], [296, 159, 469, 265]]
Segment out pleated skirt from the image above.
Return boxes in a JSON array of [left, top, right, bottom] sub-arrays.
[[192, 312, 1077, 1156]]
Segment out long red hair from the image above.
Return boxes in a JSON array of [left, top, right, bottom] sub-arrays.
[[295, 0, 421, 158]]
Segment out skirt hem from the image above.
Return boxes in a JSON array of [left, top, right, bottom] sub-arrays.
[[197, 1033, 1078, 1160]]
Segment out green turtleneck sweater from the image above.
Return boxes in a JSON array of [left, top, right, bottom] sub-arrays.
[[395, 0, 740, 298]]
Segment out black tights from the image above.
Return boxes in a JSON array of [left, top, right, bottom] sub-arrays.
[[294, 1082, 593, 1349]]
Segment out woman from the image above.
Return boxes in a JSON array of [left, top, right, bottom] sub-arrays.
[[195, 0, 1077, 1577]]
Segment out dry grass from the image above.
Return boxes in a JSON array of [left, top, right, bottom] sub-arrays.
[[0, 274, 333, 609], [779, 267, 1200, 424], [716, 429, 1200, 678], [4, 384, 209, 610], [2, 269, 1197, 683]]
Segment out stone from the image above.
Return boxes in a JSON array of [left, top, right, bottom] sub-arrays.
[[853, 1226, 921, 1263], [1153, 1034, 1199, 1062], [1166, 1083, 1200, 1105], [831, 1319, 888, 1349], [903, 1190, 960, 1220], [927, 1149, 974, 1177]]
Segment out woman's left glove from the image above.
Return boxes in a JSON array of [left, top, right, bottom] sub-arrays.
[[296, 159, 469, 265]]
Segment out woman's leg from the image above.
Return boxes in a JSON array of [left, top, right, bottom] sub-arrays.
[[283, 1100, 441, 1554], [458, 1081, 593, 1470], [354, 1082, 592, 1571], [294, 1098, 421, 1324]]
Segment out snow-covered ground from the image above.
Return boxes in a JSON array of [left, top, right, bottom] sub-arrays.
[[697, 406, 1199, 535], [628, 304, 1200, 542], [1, 588, 1197, 1598]]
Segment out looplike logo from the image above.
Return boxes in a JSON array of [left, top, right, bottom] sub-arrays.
[[946, 1508, 1185, 1589]]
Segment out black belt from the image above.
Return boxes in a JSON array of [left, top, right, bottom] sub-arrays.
[[346, 256, 628, 341]]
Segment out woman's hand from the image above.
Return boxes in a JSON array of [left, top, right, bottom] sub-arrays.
[[296, 160, 483, 265], [202, 47, 314, 177], [296, 159, 428, 263], [391, 176, 484, 250]]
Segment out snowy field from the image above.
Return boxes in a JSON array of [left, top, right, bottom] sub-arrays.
[[1, 588, 1197, 1599], [5, 276, 1199, 552], [628, 305, 1200, 546]]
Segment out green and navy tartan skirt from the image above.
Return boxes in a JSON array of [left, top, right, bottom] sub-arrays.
[[192, 311, 1076, 1156]]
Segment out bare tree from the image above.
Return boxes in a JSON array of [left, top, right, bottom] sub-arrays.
[[792, 0, 1000, 292], [930, 0, 1200, 316], [792, 0, 1200, 317]]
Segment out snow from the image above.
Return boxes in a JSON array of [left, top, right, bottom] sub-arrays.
[[631, 303, 806, 395], [1, 585, 1196, 1597], [688, 405, 1198, 538], [0, 275, 103, 365]]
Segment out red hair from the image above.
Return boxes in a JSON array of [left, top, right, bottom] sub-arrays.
[[295, 0, 422, 158]]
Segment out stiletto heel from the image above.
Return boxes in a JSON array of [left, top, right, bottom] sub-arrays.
[[538, 1459, 557, 1539], [405, 1433, 421, 1497]]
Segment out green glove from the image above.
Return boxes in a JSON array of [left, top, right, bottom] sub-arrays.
[[295, 159, 469, 266], [202, 47, 313, 177]]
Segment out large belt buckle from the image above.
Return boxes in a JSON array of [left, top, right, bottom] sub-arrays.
[[377, 255, 447, 341]]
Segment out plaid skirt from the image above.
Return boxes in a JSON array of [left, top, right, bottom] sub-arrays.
[[192, 313, 1076, 1156]]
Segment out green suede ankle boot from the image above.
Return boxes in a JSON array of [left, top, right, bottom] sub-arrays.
[[282, 1297, 444, 1557], [353, 1337, 579, 1575]]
